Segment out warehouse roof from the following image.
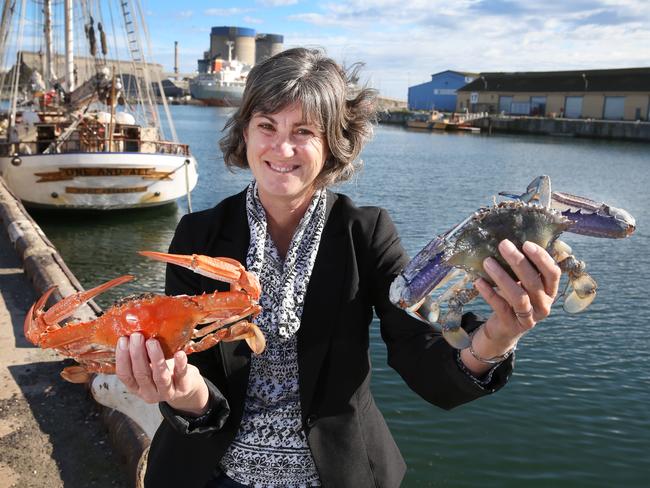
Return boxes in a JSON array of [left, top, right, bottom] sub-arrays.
[[458, 67, 650, 92]]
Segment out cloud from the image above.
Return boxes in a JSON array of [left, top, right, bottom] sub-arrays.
[[204, 8, 254, 16], [257, 0, 298, 6], [177, 10, 193, 19], [244, 16, 264, 25], [286, 0, 650, 99]]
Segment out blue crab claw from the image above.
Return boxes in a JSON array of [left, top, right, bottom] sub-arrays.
[[501, 177, 636, 239], [552, 192, 636, 239]]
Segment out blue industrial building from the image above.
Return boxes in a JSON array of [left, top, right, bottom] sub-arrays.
[[408, 70, 478, 111]]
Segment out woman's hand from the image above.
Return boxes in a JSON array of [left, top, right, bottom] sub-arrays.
[[461, 239, 561, 374], [115, 333, 210, 417]]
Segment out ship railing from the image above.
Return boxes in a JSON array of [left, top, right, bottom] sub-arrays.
[[0, 138, 191, 157]]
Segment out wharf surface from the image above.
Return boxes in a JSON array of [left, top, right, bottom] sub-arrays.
[[0, 178, 142, 487], [379, 110, 650, 142]]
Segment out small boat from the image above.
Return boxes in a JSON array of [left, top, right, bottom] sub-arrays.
[[406, 110, 445, 130], [406, 110, 486, 133], [0, 0, 198, 210]]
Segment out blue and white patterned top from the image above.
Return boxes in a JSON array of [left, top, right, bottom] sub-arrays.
[[219, 183, 326, 487]]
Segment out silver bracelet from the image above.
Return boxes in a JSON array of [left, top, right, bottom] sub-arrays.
[[468, 328, 517, 365]]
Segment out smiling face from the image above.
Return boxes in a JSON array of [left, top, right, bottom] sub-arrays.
[[244, 102, 328, 210]]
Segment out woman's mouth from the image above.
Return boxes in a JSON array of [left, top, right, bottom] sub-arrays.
[[266, 161, 298, 174]]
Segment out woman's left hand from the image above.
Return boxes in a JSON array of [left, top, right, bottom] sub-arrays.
[[463, 239, 561, 372]]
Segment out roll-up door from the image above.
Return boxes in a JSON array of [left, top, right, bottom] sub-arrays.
[[603, 96, 625, 120], [564, 96, 583, 118]]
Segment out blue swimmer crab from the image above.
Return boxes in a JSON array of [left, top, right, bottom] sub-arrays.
[[389, 175, 636, 349]]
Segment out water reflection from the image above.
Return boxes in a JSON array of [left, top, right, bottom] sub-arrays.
[[32, 202, 181, 307]]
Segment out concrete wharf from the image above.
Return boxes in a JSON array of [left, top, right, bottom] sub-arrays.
[[379, 110, 650, 142], [0, 177, 145, 487]]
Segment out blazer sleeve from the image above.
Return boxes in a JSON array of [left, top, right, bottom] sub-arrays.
[[371, 209, 514, 410]]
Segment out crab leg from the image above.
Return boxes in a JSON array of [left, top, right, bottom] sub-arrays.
[[502, 174, 552, 208], [551, 240, 597, 313], [437, 276, 476, 349], [184, 321, 266, 355], [192, 304, 262, 339], [140, 251, 260, 299], [24, 275, 134, 346]]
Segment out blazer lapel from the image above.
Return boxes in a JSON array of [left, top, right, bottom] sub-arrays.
[[298, 191, 348, 418]]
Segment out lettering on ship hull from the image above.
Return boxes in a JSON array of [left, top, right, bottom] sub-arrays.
[[35, 167, 173, 182], [65, 186, 148, 194]]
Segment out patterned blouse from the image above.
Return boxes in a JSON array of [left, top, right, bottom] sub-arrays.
[[219, 183, 326, 487]]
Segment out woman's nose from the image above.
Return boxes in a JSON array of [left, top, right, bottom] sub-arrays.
[[273, 135, 295, 157]]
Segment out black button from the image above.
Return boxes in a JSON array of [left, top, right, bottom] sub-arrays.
[[306, 414, 317, 428]]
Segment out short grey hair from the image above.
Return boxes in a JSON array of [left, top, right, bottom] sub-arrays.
[[219, 47, 377, 187]]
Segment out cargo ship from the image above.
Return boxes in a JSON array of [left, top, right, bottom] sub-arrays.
[[189, 41, 251, 107]]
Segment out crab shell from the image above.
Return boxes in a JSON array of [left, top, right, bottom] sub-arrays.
[[444, 201, 571, 284]]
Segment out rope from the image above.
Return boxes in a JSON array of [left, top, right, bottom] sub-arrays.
[[184, 159, 193, 213]]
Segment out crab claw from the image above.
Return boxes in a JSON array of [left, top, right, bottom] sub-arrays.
[[24, 286, 57, 345], [139, 251, 260, 300], [24, 275, 135, 346]]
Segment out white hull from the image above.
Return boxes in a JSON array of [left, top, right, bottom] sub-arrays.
[[0, 152, 198, 210]]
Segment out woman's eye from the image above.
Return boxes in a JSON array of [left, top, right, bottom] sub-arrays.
[[296, 128, 315, 136], [258, 123, 274, 131]]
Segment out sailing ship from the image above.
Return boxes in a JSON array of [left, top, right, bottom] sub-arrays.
[[0, 0, 198, 210], [189, 41, 250, 107]]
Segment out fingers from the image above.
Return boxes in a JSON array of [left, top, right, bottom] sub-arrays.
[[147, 339, 175, 401], [499, 239, 545, 297], [474, 278, 512, 319], [173, 350, 188, 380], [522, 241, 561, 299], [115, 336, 138, 391], [115, 333, 174, 404], [484, 254, 535, 328], [128, 333, 158, 400], [482, 239, 561, 324]]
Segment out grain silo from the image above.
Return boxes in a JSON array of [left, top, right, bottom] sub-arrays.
[[209, 26, 256, 66], [255, 34, 284, 63]]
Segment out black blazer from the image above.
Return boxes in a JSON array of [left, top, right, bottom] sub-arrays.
[[144, 190, 513, 488]]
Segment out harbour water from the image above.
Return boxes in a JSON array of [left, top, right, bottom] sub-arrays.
[[33, 105, 649, 487]]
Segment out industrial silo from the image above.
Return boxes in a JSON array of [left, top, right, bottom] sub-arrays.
[[255, 34, 284, 63], [209, 26, 256, 66]]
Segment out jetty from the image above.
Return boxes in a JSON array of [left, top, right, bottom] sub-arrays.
[[0, 177, 146, 486], [379, 110, 650, 142]]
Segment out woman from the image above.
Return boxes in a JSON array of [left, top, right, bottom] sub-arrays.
[[115, 48, 561, 488]]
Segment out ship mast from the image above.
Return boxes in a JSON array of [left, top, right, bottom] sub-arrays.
[[64, 0, 74, 91], [43, 0, 56, 84]]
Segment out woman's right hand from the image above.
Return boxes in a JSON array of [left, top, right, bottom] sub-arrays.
[[115, 333, 210, 417]]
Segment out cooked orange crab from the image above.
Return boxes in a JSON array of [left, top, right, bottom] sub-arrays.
[[24, 252, 264, 383]]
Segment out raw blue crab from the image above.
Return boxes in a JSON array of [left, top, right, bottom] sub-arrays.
[[389, 175, 636, 349]]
